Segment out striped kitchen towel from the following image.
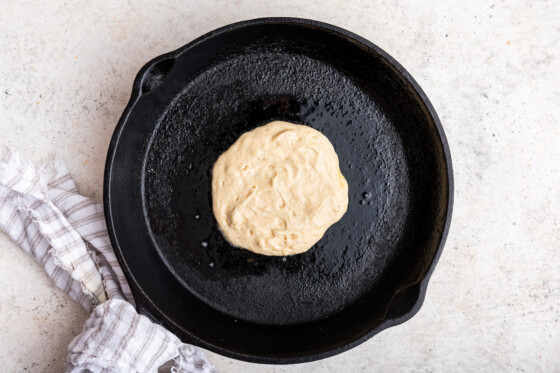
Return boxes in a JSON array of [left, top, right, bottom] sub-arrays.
[[0, 147, 215, 373]]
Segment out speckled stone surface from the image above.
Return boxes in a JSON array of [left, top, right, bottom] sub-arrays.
[[1, 1, 559, 372]]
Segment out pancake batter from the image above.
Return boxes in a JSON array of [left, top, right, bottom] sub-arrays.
[[212, 121, 348, 256]]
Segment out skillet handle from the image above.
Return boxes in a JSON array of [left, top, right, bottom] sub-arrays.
[[135, 300, 198, 346], [136, 302, 158, 323], [140, 57, 176, 94], [384, 283, 423, 321]]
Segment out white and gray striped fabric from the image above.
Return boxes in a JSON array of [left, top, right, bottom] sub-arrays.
[[0, 147, 216, 373]]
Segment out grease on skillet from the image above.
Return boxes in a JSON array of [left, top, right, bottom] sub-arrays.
[[144, 51, 409, 325]]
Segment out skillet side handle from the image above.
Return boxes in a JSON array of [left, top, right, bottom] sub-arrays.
[[384, 283, 423, 321], [140, 57, 176, 95]]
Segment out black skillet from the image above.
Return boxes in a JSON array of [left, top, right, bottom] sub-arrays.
[[104, 18, 453, 364]]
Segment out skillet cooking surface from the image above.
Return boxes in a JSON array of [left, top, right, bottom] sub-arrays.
[[146, 50, 410, 325], [105, 18, 452, 363]]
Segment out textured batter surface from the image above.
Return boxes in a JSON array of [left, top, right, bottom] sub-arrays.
[[1, 1, 559, 372], [212, 121, 348, 256]]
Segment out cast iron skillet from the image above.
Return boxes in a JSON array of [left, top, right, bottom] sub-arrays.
[[104, 18, 453, 364]]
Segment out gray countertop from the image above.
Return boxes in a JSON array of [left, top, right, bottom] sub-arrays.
[[1, 0, 559, 372]]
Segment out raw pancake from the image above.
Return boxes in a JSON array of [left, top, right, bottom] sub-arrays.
[[212, 121, 348, 256]]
